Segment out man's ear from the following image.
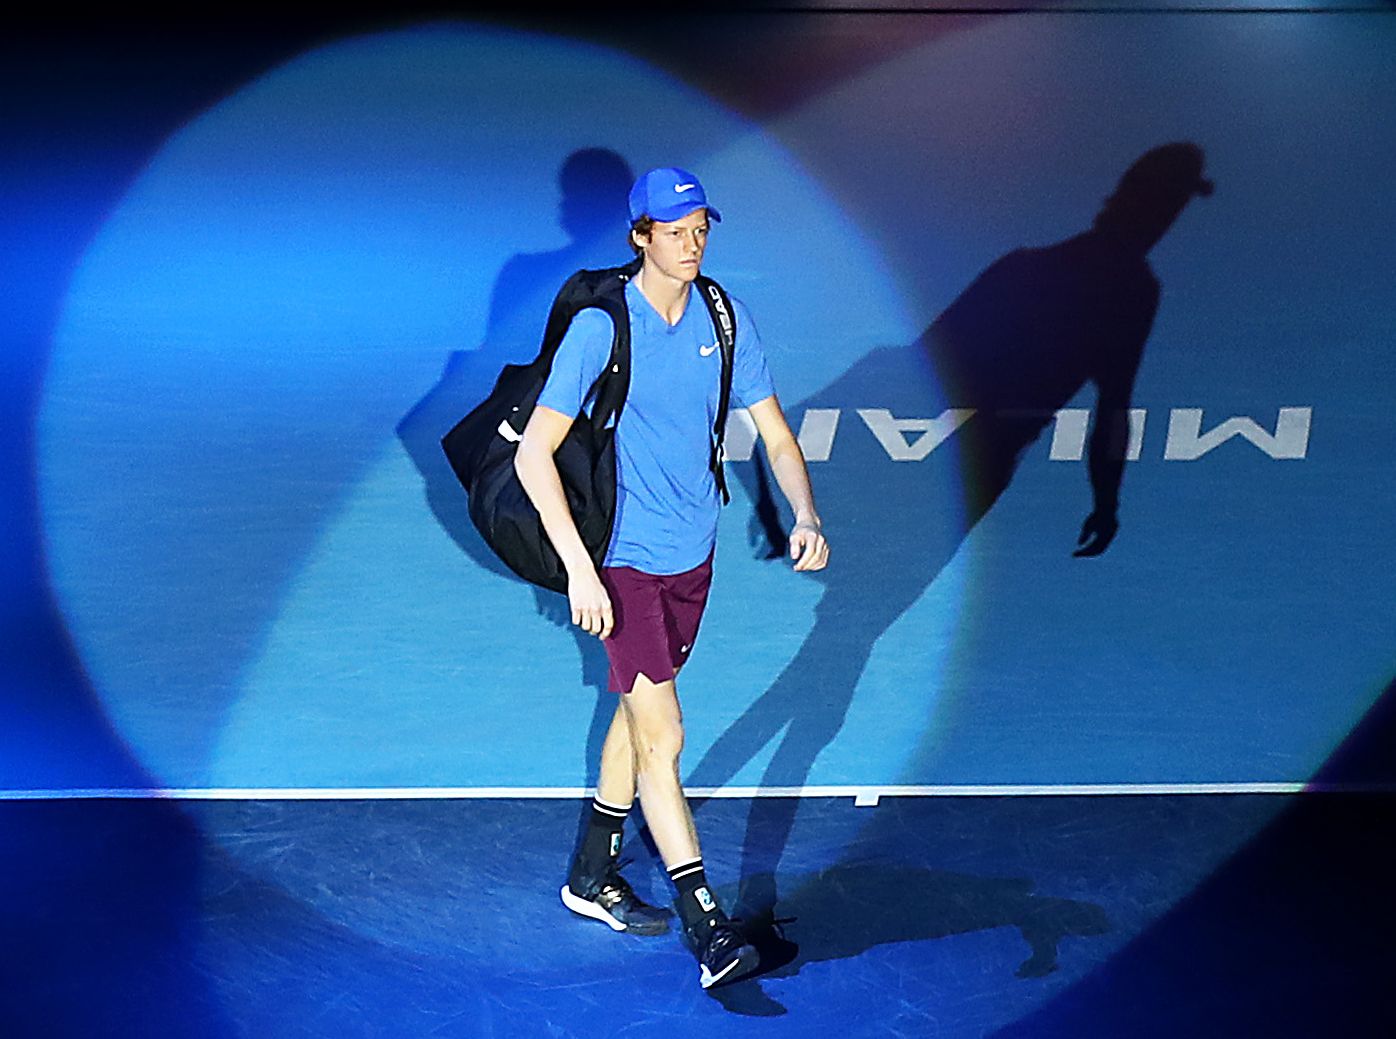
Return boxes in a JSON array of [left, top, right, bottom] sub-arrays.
[[630, 228, 648, 251]]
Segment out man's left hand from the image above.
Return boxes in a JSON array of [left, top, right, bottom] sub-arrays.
[[790, 521, 829, 572]]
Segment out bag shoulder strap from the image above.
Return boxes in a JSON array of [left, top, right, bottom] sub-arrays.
[[545, 264, 735, 498], [694, 274, 737, 504], [538, 257, 640, 431]]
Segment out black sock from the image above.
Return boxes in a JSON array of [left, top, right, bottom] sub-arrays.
[[667, 857, 724, 935], [569, 796, 630, 887]]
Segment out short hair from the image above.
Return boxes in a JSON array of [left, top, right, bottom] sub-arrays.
[[628, 215, 655, 255]]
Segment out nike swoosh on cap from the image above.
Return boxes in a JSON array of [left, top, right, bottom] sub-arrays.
[[675, 183, 697, 192]]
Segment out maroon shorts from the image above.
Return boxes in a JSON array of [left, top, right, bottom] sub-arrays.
[[600, 553, 714, 694]]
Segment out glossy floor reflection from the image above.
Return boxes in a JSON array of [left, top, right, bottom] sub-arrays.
[[2, 793, 1392, 1037]]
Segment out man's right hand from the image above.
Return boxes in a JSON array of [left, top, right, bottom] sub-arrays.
[[1074, 509, 1119, 557], [567, 565, 614, 639]]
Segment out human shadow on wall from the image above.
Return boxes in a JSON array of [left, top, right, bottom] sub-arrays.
[[689, 143, 1214, 916], [395, 148, 633, 769]]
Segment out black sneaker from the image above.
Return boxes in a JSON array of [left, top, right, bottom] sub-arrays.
[[689, 918, 759, 989], [560, 867, 672, 936]]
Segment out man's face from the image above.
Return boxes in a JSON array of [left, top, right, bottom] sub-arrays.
[[637, 208, 710, 283]]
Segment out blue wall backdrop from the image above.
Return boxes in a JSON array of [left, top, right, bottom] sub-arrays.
[[7, 8, 1396, 791]]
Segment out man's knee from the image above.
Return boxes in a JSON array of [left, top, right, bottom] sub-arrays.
[[633, 723, 684, 770], [623, 676, 685, 770]]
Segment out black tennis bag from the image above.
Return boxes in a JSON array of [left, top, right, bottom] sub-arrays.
[[441, 258, 737, 594]]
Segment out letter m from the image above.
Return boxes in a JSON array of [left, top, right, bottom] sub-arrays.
[[1164, 407, 1312, 461]]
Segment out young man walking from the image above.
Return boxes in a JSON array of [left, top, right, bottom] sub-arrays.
[[513, 167, 828, 988]]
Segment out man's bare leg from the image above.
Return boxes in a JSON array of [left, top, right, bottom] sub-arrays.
[[621, 671, 756, 986], [594, 700, 637, 809], [619, 673, 699, 865], [560, 694, 672, 935]]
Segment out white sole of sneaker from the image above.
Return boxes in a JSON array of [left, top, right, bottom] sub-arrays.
[[559, 884, 626, 932], [699, 944, 759, 989]]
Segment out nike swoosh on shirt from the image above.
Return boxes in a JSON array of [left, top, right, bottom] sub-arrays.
[[699, 343, 719, 357], [675, 183, 697, 192]]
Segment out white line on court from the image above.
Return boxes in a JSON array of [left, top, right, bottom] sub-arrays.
[[2, 782, 1393, 802]]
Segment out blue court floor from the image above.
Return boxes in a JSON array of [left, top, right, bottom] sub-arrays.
[[3, 790, 1392, 1038], [4, 9, 1396, 1038]]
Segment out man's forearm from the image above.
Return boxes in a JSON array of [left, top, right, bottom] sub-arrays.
[[514, 446, 594, 574], [764, 437, 820, 526], [1086, 410, 1127, 514]]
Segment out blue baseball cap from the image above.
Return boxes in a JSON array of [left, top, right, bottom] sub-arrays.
[[628, 167, 722, 224]]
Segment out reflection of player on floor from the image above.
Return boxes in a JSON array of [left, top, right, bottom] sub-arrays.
[[513, 168, 829, 989]]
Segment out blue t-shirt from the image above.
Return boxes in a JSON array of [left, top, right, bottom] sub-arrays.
[[536, 279, 776, 575]]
